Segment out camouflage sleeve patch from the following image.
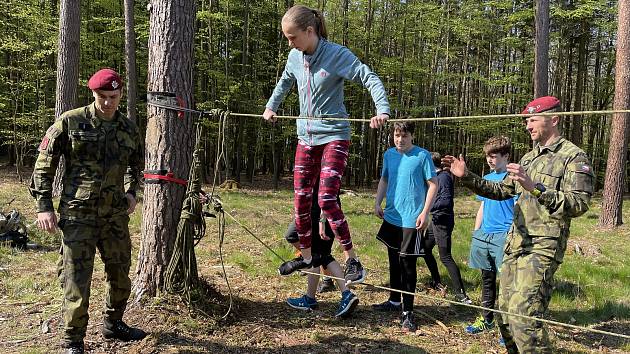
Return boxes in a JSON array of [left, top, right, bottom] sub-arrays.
[[568, 156, 594, 194]]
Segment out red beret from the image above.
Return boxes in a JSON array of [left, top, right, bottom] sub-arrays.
[[88, 68, 123, 91], [521, 96, 561, 115]]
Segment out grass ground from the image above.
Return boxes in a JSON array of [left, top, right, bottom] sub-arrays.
[[0, 167, 629, 353]]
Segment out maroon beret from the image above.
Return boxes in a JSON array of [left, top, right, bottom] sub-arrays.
[[521, 96, 561, 115], [88, 68, 123, 91]]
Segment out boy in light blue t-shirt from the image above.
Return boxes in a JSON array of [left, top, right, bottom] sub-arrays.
[[373, 121, 438, 333], [466, 136, 516, 334]]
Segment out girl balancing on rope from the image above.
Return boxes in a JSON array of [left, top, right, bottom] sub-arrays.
[[263, 5, 390, 284]]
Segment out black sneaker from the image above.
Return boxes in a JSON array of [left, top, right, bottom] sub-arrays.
[[278, 254, 320, 276], [102, 319, 147, 341], [454, 292, 473, 305], [64, 342, 84, 354], [344, 258, 366, 284], [372, 300, 402, 312], [317, 277, 336, 293], [401, 311, 417, 332]]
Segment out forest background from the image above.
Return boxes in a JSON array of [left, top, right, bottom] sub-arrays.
[[0, 0, 625, 192]]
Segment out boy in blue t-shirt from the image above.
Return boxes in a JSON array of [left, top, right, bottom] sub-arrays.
[[372, 121, 438, 333], [465, 136, 516, 334]]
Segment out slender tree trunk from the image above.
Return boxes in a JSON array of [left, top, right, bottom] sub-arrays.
[[572, 20, 589, 146], [599, 0, 630, 228], [52, 0, 80, 196], [134, 0, 196, 299], [534, 0, 549, 98], [124, 0, 138, 124]]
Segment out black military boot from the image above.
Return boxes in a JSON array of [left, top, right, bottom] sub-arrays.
[[102, 319, 147, 341], [63, 342, 84, 354]]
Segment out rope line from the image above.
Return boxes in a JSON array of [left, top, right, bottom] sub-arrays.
[[231, 109, 630, 123], [147, 100, 630, 123], [220, 208, 630, 341]]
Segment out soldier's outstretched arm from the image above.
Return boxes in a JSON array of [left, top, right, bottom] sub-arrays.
[[443, 154, 515, 200], [537, 154, 593, 218], [460, 172, 516, 201]]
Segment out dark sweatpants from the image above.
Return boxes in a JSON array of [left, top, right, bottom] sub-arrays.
[[421, 221, 467, 295]]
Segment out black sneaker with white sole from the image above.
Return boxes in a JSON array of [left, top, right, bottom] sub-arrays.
[[317, 277, 336, 293], [278, 254, 321, 276], [344, 258, 366, 284]]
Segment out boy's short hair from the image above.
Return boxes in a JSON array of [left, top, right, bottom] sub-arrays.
[[392, 121, 415, 135], [431, 152, 441, 169], [483, 136, 511, 156]]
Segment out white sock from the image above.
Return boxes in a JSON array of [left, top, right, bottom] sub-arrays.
[[302, 257, 312, 264]]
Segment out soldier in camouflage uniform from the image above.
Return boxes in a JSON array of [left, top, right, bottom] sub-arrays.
[[29, 69, 146, 354], [444, 96, 593, 354]]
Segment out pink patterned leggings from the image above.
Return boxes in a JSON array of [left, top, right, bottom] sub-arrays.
[[294, 140, 352, 251]]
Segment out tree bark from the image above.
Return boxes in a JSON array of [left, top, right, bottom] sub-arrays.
[[124, 0, 138, 124], [599, 0, 630, 228], [572, 20, 589, 146], [52, 0, 80, 196], [134, 0, 196, 299], [534, 0, 549, 98]]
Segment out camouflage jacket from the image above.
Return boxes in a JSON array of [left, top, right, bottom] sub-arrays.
[[461, 137, 593, 261], [29, 103, 142, 222]]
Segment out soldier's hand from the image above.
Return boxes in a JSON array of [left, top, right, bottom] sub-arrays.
[[443, 154, 467, 177], [506, 163, 535, 191], [37, 212, 58, 234], [126, 193, 137, 214]]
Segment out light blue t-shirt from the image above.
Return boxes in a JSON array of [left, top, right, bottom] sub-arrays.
[[477, 170, 517, 233], [381, 146, 436, 228]]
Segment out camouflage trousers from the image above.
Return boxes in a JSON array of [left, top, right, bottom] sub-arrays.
[[56, 215, 132, 344], [497, 251, 559, 354]]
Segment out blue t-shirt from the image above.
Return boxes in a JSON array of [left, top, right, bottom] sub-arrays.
[[381, 146, 436, 228], [477, 170, 516, 233]]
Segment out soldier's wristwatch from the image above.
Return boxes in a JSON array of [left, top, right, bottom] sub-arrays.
[[530, 183, 546, 198]]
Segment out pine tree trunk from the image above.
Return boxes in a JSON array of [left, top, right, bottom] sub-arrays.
[[599, 0, 630, 228], [124, 0, 138, 124], [534, 0, 549, 98], [133, 0, 196, 299], [52, 0, 80, 196]]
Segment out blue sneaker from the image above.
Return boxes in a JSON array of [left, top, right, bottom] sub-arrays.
[[286, 295, 318, 311], [335, 290, 359, 318], [465, 316, 495, 334], [499, 337, 505, 347]]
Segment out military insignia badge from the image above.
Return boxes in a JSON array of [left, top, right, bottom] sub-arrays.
[[39, 136, 49, 151], [111, 80, 119, 89]]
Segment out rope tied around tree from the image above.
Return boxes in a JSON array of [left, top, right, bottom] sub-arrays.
[[164, 124, 206, 302], [164, 109, 235, 320]]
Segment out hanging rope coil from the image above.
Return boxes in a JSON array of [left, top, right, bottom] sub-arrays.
[[165, 125, 206, 302]]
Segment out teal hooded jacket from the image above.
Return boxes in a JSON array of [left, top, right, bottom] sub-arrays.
[[266, 39, 391, 146]]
